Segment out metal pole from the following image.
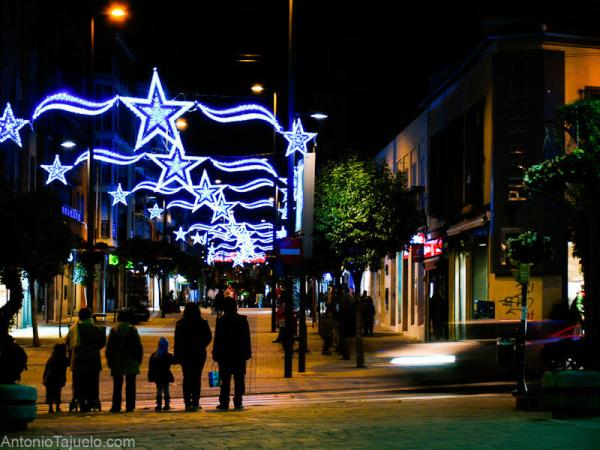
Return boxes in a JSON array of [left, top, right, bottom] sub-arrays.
[[271, 186, 279, 333], [298, 263, 307, 372], [86, 15, 96, 311], [515, 280, 528, 394], [284, 276, 294, 378]]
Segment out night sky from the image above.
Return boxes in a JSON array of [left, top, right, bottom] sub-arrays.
[[104, 0, 600, 159]]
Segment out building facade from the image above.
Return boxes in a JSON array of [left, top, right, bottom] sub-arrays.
[[366, 32, 599, 341]]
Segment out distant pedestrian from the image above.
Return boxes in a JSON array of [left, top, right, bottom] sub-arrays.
[[148, 337, 175, 412], [213, 297, 252, 410], [272, 298, 286, 344], [106, 309, 143, 412], [66, 307, 106, 412], [175, 302, 212, 411], [320, 304, 335, 355], [360, 291, 375, 336], [43, 343, 69, 413], [214, 289, 225, 318]]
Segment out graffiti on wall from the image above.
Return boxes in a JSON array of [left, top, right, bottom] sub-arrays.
[[500, 282, 535, 318]]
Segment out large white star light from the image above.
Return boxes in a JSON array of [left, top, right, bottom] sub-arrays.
[[147, 203, 164, 220], [190, 231, 208, 246], [210, 192, 238, 223], [174, 226, 187, 242], [147, 144, 206, 190], [0, 103, 29, 147], [108, 183, 131, 206], [120, 68, 194, 150], [282, 118, 316, 157], [41, 154, 73, 185], [191, 170, 225, 212]]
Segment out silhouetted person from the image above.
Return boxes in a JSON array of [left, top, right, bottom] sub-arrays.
[[148, 337, 175, 412], [175, 302, 212, 411], [360, 291, 375, 336], [0, 334, 27, 384], [66, 307, 106, 412], [43, 343, 69, 413], [106, 309, 143, 412], [214, 289, 225, 318], [213, 297, 252, 410]]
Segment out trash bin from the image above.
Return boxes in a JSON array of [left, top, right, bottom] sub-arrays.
[[496, 337, 515, 365]]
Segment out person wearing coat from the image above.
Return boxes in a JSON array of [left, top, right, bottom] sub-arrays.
[[148, 337, 175, 411], [42, 343, 69, 413], [212, 297, 252, 410], [65, 307, 106, 412], [106, 309, 143, 412], [174, 302, 212, 411]]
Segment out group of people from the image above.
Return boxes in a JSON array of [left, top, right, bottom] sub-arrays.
[[319, 288, 375, 358], [42, 298, 251, 414]]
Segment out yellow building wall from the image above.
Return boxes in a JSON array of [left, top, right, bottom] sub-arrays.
[[544, 45, 600, 104], [487, 274, 563, 321]]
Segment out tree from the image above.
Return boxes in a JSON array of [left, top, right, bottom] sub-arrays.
[[524, 99, 600, 368], [314, 155, 424, 283], [314, 155, 424, 368], [0, 186, 77, 347]]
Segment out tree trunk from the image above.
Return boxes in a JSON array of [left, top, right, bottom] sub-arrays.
[[28, 276, 40, 347], [159, 274, 164, 318], [0, 267, 23, 336], [352, 270, 365, 368], [584, 185, 600, 369]]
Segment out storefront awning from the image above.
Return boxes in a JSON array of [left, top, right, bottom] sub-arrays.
[[446, 212, 490, 237]]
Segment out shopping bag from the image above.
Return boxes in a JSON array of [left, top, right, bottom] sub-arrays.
[[208, 370, 220, 387]]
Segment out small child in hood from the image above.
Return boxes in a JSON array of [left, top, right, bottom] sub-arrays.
[[43, 343, 69, 413], [148, 337, 175, 411]]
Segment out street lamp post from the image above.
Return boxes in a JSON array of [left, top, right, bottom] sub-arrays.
[[86, 4, 129, 310]]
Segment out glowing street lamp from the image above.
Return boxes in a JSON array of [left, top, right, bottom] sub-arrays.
[[106, 3, 129, 22], [176, 118, 188, 131], [251, 83, 265, 94]]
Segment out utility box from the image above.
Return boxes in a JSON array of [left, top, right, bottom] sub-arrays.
[[497, 337, 515, 365]]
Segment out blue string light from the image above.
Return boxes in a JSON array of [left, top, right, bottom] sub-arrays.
[[173, 226, 188, 241], [147, 203, 164, 220], [190, 169, 225, 212], [210, 192, 238, 223], [195, 102, 283, 131], [120, 69, 194, 150], [147, 144, 207, 190], [32, 94, 118, 120], [282, 118, 317, 157], [0, 103, 29, 147], [41, 154, 73, 185], [108, 183, 131, 206]]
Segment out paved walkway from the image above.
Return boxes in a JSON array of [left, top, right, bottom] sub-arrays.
[[15, 308, 418, 406], [4, 394, 600, 449], [6, 309, 600, 448]]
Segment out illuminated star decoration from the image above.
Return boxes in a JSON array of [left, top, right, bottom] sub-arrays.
[[282, 118, 316, 157], [0, 103, 30, 147], [191, 170, 225, 211], [108, 183, 131, 206], [147, 144, 206, 190], [276, 226, 288, 239], [210, 193, 238, 223], [41, 154, 73, 185], [147, 203, 164, 220], [174, 226, 187, 242], [120, 68, 194, 150], [190, 231, 207, 246]]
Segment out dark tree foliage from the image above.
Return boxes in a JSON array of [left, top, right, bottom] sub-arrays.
[[524, 99, 600, 368], [314, 155, 424, 281], [0, 186, 78, 349]]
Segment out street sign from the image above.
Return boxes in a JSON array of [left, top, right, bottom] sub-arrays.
[[278, 237, 303, 265]]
